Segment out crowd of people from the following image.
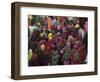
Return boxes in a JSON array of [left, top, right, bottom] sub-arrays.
[[28, 15, 88, 66]]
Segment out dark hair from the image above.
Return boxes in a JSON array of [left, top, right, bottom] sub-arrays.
[[79, 18, 88, 29]]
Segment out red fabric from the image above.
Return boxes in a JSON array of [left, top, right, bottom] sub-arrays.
[[45, 39, 53, 55], [79, 47, 87, 64], [71, 50, 79, 64]]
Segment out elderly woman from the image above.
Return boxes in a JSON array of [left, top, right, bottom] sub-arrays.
[[61, 41, 72, 65], [50, 43, 59, 65], [38, 43, 49, 66], [71, 41, 80, 64]]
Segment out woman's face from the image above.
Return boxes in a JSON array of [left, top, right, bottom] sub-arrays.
[[76, 19, 80, 24], [40, 44, 45, 51], [57, 25, 60, 30], [66, 41, 71, 48], [84, 21, 88, 32]]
